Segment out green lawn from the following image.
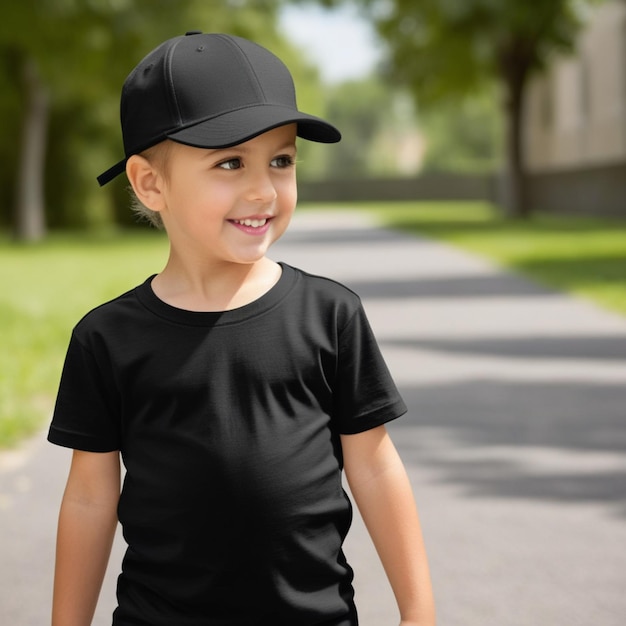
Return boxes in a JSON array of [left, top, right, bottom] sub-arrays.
[[0, 230, 168, 448], [1, 201, 625, 448], [354, 200, 625, 315]]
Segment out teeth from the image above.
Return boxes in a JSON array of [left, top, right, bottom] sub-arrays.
[[234, 218, 267, 227]]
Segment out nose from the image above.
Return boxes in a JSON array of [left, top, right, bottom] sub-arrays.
[[244, 169, 278, 205]]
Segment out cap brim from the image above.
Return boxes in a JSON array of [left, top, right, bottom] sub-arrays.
[[167, 104, 341, 149]]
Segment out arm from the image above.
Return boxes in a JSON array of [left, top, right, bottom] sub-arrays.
[[341, 425, 435, 626], [52, 449, 121, 626]]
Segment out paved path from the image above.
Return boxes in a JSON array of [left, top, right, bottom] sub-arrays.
[[2, 209, 626, 625]]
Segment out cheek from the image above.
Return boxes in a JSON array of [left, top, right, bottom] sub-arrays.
[[277, 177, 298, 213], [182, 181, 233, 221]]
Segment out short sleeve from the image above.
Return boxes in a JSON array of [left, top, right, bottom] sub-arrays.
[[333, 303, 407, 434], [47, 332, 121, 452]]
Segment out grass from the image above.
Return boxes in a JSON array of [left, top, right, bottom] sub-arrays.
[[0, 229, 168, 448], [1, 200, 625, 448], [348, 200, 626, 315]]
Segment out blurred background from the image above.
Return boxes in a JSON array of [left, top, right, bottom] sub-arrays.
[[3, 0, 625, 242]]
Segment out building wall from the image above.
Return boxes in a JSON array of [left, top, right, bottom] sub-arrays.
[[524, 1, 626, 172]]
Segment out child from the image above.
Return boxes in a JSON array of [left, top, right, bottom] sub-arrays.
[[49, 31, 435, 626]]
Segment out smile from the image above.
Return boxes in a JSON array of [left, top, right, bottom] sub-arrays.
[[229, 216, 273, 236], [232, 218, 268, 227]]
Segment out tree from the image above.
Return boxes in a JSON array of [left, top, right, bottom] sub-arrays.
[[420, 89, 502, 174], [295, 77, 423, 179], [319, 78, 397, 177], [310, 0, 593, 217]]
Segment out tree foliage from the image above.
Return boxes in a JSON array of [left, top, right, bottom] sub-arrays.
[[420, 90, 502, 174], [372, 0, 586, 100], [308, 78, 396, 177], [296, 77, 422, 179]]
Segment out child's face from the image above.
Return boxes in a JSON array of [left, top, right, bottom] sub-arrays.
[[158, 124, 298, 268]]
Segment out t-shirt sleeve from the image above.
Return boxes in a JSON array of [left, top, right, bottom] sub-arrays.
[[333, 302, 407, 434], [47, 331, 121, 452]]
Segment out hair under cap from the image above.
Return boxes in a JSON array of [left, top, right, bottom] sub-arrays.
[[97, 31, 341, 186]]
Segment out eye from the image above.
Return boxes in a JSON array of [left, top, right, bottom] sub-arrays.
[[217, 158, 242, 170], [271, 155, 296, 169]]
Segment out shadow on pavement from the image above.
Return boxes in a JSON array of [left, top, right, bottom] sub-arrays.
[[383, 336, 626, 361], [346, 275, 560, 299], [389, 366, 626, 516]]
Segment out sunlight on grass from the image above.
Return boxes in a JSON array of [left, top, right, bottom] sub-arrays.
[[0, 230, 168, 448]]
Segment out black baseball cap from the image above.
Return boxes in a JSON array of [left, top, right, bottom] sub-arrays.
[[97, 31, 341, 186]]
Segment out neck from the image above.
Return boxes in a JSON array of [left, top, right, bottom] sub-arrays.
[[151, 255, 281, 312]]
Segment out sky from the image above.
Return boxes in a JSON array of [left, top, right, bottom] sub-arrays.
[[279, 3, 382, 84]]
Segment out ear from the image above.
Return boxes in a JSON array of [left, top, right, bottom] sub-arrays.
[[126, 155, 166, 212]]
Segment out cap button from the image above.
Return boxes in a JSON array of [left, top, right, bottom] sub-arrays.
[[185, 30, 203, 36]]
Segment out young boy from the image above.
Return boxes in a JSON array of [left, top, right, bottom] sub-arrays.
[[49, 32, 435, 626]]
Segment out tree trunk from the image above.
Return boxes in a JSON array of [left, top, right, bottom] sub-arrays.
[[501, 62, 530, 218], [15, 56, 48, 241]]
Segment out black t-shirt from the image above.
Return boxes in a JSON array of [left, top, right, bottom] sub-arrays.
[[49, 263, 406, 626]]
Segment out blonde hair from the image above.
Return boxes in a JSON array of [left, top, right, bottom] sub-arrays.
[[128, 140, 175, 229]]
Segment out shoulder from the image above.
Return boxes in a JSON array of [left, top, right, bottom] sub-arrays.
[[284, 264, 363, 321], [286, 264, 361, 305], [71, 278, 152, 345]]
